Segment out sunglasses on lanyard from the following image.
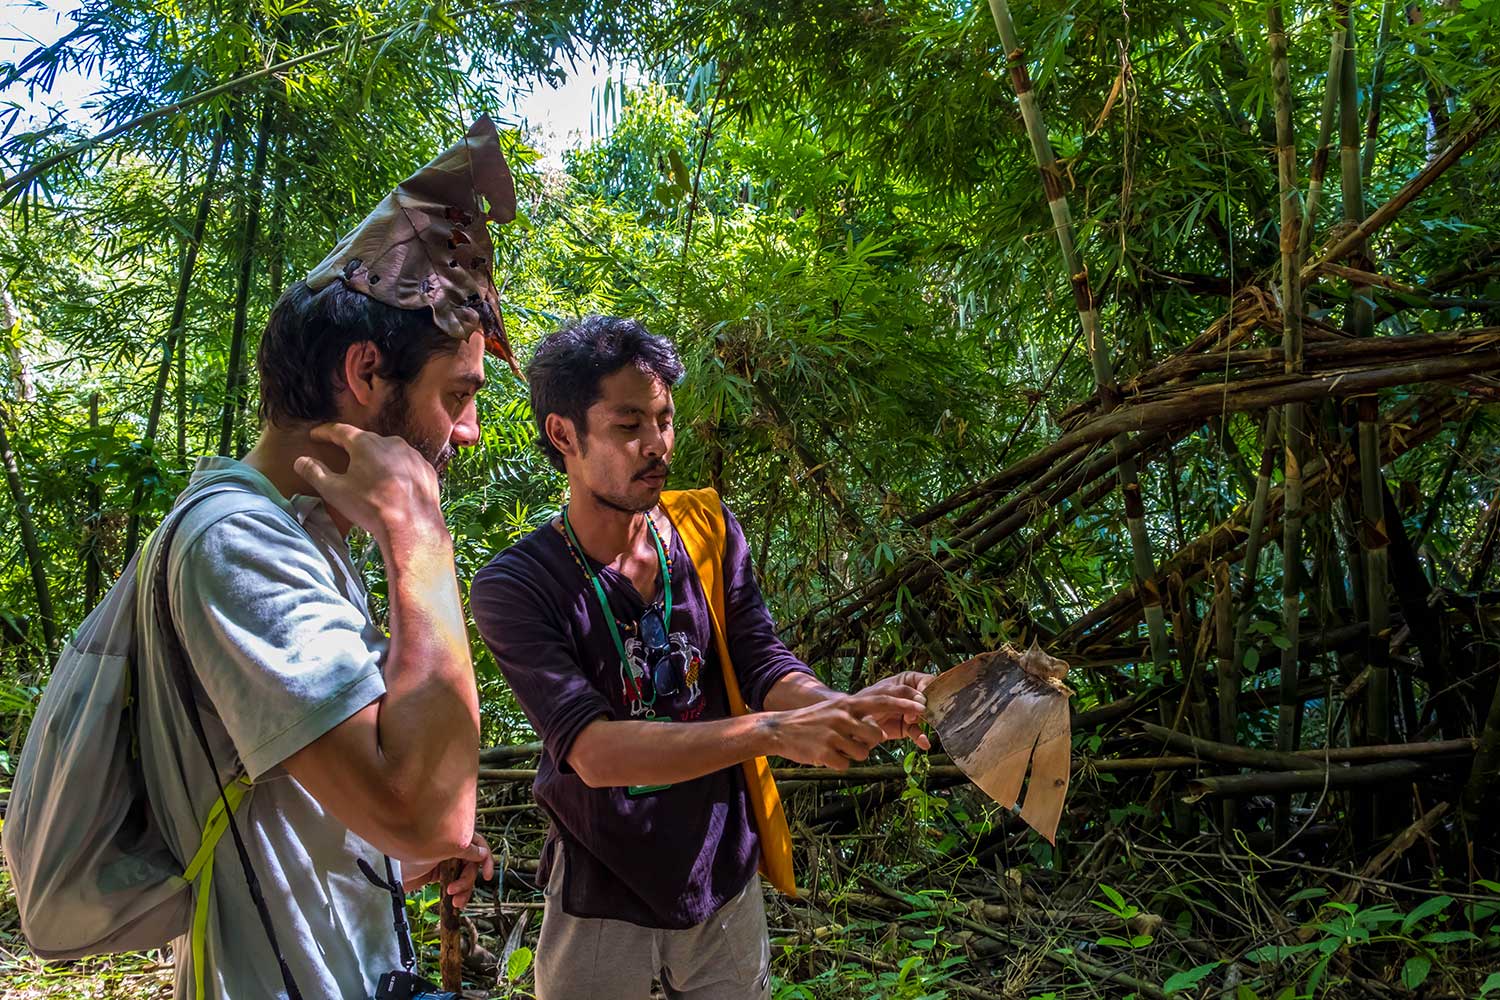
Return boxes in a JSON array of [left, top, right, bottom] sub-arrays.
[[638, 603, 682, 697]]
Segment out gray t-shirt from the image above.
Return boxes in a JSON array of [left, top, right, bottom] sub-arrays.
[[135, 457, 399, 998]]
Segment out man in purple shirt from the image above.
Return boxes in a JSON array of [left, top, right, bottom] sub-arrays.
[[470, 316, 932, 999]]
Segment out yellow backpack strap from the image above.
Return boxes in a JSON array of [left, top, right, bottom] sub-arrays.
[[661, 489, 798, 897], [183, 775, 253, 999]]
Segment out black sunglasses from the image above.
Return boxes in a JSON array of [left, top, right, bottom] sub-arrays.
[[640, 605, 680, 696]]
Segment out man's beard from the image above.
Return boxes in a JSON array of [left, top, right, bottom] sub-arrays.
[[372, 385, 456, 478], [589, 457, 670, 514]]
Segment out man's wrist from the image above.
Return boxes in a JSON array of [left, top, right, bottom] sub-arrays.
[[753, 711, 786, 758], [379, 509, 452, 560]]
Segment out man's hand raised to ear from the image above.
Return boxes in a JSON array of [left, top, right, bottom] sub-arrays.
[[284, 423, 480, 869]]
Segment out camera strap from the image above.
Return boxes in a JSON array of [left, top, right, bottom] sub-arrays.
[[357, 856, 419, 972]]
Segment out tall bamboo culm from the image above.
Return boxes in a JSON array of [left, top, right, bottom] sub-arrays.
[[1302, 2, 1347, 256], [1268, 0, 1305, 843], [986, 0, 1172, 680], [124, 129, 227, 560], [217, 100, 272, 458], [1340, 14, 1392, 745]]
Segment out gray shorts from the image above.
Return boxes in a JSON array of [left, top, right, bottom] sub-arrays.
[[534, 844, 772, 1000]]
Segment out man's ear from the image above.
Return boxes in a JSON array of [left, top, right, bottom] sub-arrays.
[[341, 341, 383, 408], [545, 412, 583, 462]]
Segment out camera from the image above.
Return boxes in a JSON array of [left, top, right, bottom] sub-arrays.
[[374, 969, 458, 1000]]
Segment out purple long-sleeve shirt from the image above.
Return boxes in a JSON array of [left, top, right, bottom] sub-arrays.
[[470, 501, 813, 928]]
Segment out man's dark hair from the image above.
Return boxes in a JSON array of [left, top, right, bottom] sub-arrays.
[[527, 315, 685, 472], [257, 279, 461, 426]]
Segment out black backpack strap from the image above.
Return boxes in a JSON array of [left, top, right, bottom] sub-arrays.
[[151, 487, 304, 1000]]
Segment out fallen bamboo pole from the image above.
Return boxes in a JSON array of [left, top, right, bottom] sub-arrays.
[[1145, 724, 1474, 770], [1184, 759, 1432, 800]]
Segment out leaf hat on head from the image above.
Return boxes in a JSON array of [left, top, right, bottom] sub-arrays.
[[306, 114, 521, 374]]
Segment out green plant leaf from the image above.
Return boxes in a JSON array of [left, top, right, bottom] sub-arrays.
[[1162, 961, 1221, 994], [1401, 894, 1452, 933], [1481, 971, 1500, 995], [1419, 929, 1477, 944], [1400, 956, 1431, 990], [506, 945, 533, 981]]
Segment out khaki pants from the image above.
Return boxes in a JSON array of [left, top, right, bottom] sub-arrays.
[[534, 844, 772, 1000]]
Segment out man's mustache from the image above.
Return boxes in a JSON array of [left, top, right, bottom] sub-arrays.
[[635, 460, 670, 480]]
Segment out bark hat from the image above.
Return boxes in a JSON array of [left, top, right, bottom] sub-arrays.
[[306, 114, 521, 374]]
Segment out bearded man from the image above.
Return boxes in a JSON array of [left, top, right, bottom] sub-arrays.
[[133, 118, 514, 997], [470, 316, 932, 999]]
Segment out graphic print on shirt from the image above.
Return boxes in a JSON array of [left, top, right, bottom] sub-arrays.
[[621, 632, 705, 719]]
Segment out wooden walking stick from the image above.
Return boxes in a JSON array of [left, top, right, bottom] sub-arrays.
[[439, 859, 464, 992]]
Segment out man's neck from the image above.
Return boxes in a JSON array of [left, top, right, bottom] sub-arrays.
[[564, 483, 654, 566], [242, 425, 356, 537]]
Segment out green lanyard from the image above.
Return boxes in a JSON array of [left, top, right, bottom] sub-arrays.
[[561, 506, 672, 689]]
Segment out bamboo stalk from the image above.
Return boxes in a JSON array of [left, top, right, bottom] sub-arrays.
[[1268, 1, 1306, 853], [1185, 759, 1431, 800], [1302, 111, 1499, 280], [217, 100, 272, 458], [439, 859, 463, 990], [0, 405, 55, 650], [1363, 0, 1397, 180], [1232, 409, 1280, 671], [1406, 4, 1452, 159], [1214, 563, 1239, 833], [1303, 3, 1348, 256], [1340, 13, 1393, 745], [1462, 672, 1500, 837], [1465, 487, 1500, 591], [85, 393, 102, 610], [1061, 394, 1467, 649], [985, 0, 1172, 678], [1138, 722, 1467, 772], [124, 129, 227, 560], [1414, 417, 1472, 551]]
